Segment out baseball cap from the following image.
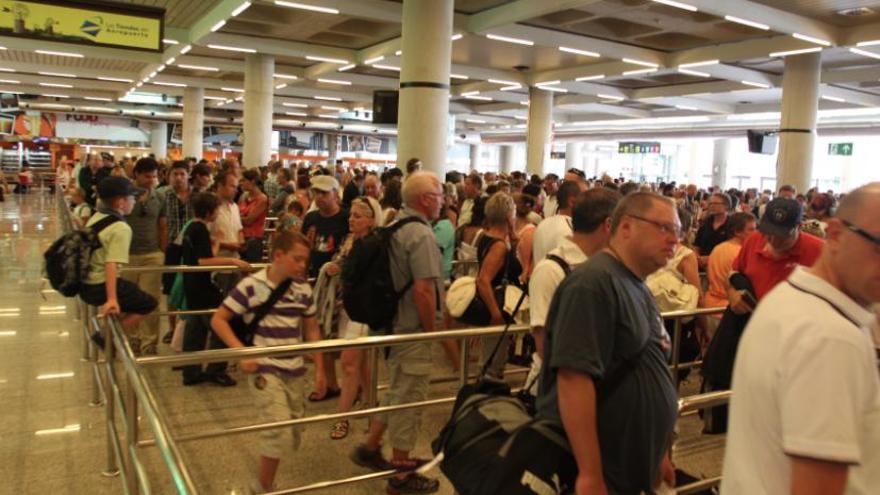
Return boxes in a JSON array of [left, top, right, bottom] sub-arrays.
[[97, 176, 145, 199], [758, 198, 802, 238], [310, 175, 339, 192]]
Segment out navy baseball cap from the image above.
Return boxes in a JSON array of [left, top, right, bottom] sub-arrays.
[[97, 176, 145, 199], [759, 198, 802, 238]]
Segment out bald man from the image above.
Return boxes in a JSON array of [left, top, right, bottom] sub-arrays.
[[723, 183, 880, 495]]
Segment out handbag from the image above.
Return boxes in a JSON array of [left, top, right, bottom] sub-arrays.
[[230, 278, 294, 346], [448, 237, 524, 327]]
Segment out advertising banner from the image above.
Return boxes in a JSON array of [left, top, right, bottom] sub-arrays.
[[14, 112, 56, 137], [0, 0, 163, 51]]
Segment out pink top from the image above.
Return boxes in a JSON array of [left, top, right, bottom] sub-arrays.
[[239, 193, 267, 239]]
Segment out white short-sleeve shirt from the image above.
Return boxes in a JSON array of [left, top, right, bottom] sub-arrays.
[[721, 266, 880, 495], [531, 214, 572, 264], [529, 237, 587, 329], [211, 200, 243, 258]]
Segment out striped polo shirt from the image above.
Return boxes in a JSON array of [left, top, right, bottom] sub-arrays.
[[222, 269, 316, 377]]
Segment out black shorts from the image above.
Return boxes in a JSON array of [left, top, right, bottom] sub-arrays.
[[80, 278, 158, 315]]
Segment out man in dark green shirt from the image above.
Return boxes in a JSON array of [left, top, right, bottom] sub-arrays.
[[537, 192, 679, 495]]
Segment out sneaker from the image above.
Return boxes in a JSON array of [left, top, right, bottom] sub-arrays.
[[386, 473, 440, 494], [390, 457, 432, 471], [351, 444, 392, 472]]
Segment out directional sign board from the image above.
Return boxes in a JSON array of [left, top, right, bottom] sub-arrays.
[[828, 143, 853, 156], [618, 142, 661, 154]]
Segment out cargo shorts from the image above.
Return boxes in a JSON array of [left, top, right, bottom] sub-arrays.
[[248, 372, 306, 459]]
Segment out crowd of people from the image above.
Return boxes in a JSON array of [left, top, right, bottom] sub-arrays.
[[55, 150, 879, 495]]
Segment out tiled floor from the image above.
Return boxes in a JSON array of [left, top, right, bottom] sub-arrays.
[[1, 191, 724, 495]]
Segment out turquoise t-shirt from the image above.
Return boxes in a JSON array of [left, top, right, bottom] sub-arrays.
[[432, 219, 455, 282]]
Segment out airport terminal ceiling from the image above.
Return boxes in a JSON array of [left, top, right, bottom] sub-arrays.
[[0, 0, 878, 137]]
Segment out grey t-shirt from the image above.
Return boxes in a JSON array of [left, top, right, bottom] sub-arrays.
[[536, 251, 677, 495], [387, 207, 443, 373], [125, 189, 166, 254]]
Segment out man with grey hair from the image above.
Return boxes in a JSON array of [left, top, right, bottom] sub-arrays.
[[352, 171, 444, 494], [537, 192, 678, 494], [722, 183, 880, 495]]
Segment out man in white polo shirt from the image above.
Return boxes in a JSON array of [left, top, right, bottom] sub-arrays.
[[722, 182, 880, 495]]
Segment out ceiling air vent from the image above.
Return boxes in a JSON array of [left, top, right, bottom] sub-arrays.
[[837, 7, 874, 17]]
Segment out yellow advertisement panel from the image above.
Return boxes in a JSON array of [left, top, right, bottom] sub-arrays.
[[0, 0, 163, 51]]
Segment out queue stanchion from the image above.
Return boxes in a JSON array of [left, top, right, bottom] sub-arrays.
[[458, 337, 470, 387], [87, 305, 104, 407], [125, 380, 140, 495], [102, 316, 120, 478], [671, 316, 683, 389], [366, 347, 380, 409], [80, 299, 91, 362]]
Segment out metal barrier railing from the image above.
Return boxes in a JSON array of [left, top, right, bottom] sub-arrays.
[[54, 186, 729, 494]]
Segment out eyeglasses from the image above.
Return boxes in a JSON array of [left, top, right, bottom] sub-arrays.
[[841, 219, 880, 250], [628, 214, 681, 238]]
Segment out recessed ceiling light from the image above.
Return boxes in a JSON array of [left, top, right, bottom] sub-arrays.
[[318, 114, 340, 119], [307, 55, 350, 64], [723, 15, 770, 30], [849, 48, 880, 60], [317, 78, 351, 85], [38, 71, 76, 78], [486, 34, 534, 46], [675, 105, 698, 111], [537, 85, 567, 93], [285, 111, 308, 116], [576, 74, 605, 81], [364, 56, 384, 65], [274, 73, 298, 80], [678, 68, 711, 78], [321, 105, 345, 111], [464, 95, 493, 101], [84, 97, 113, 102], [0, 68, 15, 72], [394, 50, 402, 56], [651, 0, 697, 11], [207, 44, 255, 53], [40, 94, 70, 99], [178, 64, 220, 72], [221, 87, 245, 92], [154, 81, 188, 87], [372, 64, 400, 71], [337, 64, 355, 72], [622, 58, 659, 68], [204, 96, 228, 101], [283, 102, 308, 107], [741, 80, 770, 89], [769, 47, 822, 57], [488, 79, 520, 86], [97, 76, 132, 83], [792, 33, 831, 46], [559, 47, 600, 57], [678, 60, 719, 68], [314, 96, 342, 101], [465, 119, 486, 124], [166, 57, 176, 65], [461, 91, 480, 96], [500, 85, 522, 91], [35, 49, 83, 58], [274, 1, 340, 14], [39, 82, 73, 88], [231, 1, 252, 16]]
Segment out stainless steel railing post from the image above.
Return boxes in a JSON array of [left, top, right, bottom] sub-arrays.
[[88, 305, 103, 407], [125, 380, 140, 495], [102, 318, 120, 477], [367, 347, 380, 409], [671, 317, 683, 389], [459, 337, 470, 387], [80, 299, 91, 362]]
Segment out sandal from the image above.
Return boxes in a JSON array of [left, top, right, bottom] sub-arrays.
[[330, 419, 349, 440], [308, 387, 341, 402]]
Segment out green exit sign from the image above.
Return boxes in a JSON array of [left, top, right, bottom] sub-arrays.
[[618, 141, 661, 154], [828, 143, 853, 156]]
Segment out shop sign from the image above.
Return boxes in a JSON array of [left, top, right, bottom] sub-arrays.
[[618, 141, 661, 154]]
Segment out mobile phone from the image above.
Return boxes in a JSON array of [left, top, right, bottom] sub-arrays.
[[741, 290, 758, 308]]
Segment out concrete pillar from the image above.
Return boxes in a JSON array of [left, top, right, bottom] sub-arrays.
[[564, 141, 582, 171], [243, 53, 274, 169], [777, 52, 821, 194], [469, 143, 480, 171], [499, 144, 514, 174], [182, 87, 204, 160], [396, 0, 453, 174], [327, 134, 338, 163], [526, 87, 553, 176], [712, 139, 729, 189], [150, 121, 167, 159]]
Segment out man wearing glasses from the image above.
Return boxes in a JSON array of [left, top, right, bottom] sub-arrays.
[[120, 157, 167, 356], [722, 182, 880, 495], [537, 192, 678, 494], [694, 192, 732, 268]]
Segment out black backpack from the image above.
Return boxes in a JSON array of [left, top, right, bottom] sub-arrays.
[[341, 216, 424, 334], [44, 215, 119, 297]]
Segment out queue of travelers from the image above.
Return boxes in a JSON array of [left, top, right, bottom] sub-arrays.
[[53, 149, 878, 495]]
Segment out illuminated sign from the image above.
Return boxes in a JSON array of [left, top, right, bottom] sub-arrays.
[[618, 141, 661, 154], [0, 0, 164, 52]]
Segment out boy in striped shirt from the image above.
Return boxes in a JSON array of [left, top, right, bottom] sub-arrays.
[[211, 230, 325, 493]]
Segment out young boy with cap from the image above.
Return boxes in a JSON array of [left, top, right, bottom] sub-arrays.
[[79, 176, 159, 344]]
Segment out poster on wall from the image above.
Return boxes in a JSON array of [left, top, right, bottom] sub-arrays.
[[14, 112, 56, 137], [53, 112, 148, 141], [0, 0, 164, 52]]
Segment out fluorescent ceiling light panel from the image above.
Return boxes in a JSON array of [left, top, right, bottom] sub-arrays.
[[597, 94, 624, 101], [792, 33, 831, 46], [154, 81, 187, 87], [451, 34, 463, 41], [320, 105, 345, 111], [283, 102, 308, 107], [35, 49, 83, 58], [0, 79, 19, 84], [318, 114, 340, 119], [488, 79, 520, 86], [461, 91, 480, 96], [678, 68, 710, 78], [35, 424, 80, 436], [623, 68, 657, 76], [821, 95, 846, 103], [622, 58, 658, 68], [364, 56, 384, 65], [166, 57, 176, 65], [769, 47, 822, 57], [856, 40, 880, 47], [724, 15, 769, 30], [39, 82, 73, 88], [210, 20, 226, 32], [307, 55, 350, 64], [0, 68, 15, 72], [35, 103, 70, 108], [38, 71, 76, 78], [207, 44, 255, 53], [372, 64, 400, 71], [178, 64, 220, 72], [274, 73, 298, 80], [274, 1, 340, 14], [450, 74, 468, 80], [500, 85, 522, 91], [849, 48, 880, 60], [285, 112, 307, 117], [317, 78, 351, 85], [204, 96, 228, 101], [465, 119, 486, 124], [538, 85, 567, 93], [536, 80, 561, 86], [576, 74, 605, 81], [486, 34, 534, 46], [163, 38, 179, 45], [679, 60, 719, 68], [231, 1, 252, 16], [83, 97, 113, 101], [314, 96, 342, 101], [180, 45, 192, 54], [464, 95, 493, 101], [394, 50, 402, 56], [675, 105, 698, 111], [337, 64, 355, 72], [275, 83, 288, 89], [221, 87, 244, 92], [741, 80, 770, 88], [559, 46, 600, 57], [651, 0, 697, 11], [37, 372, 74, 380]]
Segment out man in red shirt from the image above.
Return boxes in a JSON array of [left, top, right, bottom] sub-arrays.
[[728, 198, 823, 313]]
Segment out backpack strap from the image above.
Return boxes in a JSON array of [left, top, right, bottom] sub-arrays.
[[546, 254, 571, 276], [387, 215, 428, 297], [89, 215, 120, 235], [246, 277, 295, 334]]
